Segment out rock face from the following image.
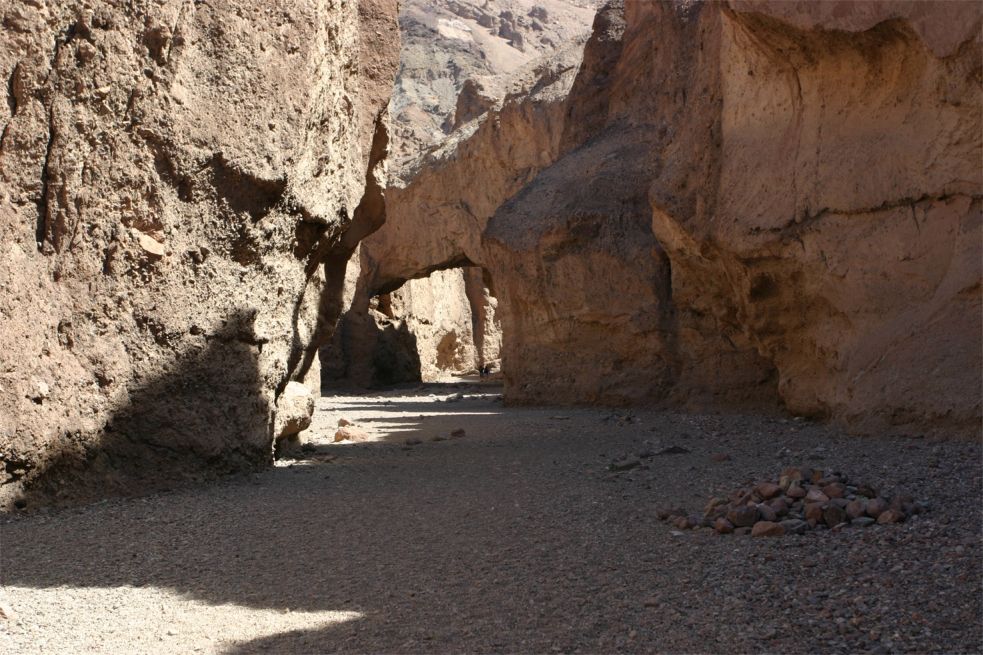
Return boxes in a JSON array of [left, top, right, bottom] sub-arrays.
[[391, 0, 599, 173], [363, 0, 982, 436], [0, 0, 399, 505], [646, 0, 982, 435]]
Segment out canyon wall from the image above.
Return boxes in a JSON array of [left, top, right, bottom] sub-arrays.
[[365, 0, 982, 436], [0, 0, 399, 506]]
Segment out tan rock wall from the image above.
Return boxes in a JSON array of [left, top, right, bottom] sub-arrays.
[[651, 4, 982, 435], [370, 0, 981, 436], [0, 0, 399, 505]]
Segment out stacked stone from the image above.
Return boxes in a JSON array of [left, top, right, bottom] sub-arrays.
[[658, 467, 925, 537]]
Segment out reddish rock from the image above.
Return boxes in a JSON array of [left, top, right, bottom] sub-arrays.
[[714, 518, 735, 534], [758, 504, 778, 522], [768, 497, 789, 517], [334, 426, 372, 443], [751, 521, 786, 537], [823, 482, 847, 499], [805, 503, 825, 524], [787, 484, 807, 499], [755, 482, 782, 500], [710, 453, 732, 462], [782, 467, 812, 482], [866, 498, 889, 519], [727, 505, 760, 528], [673, 516, 690, 529], [845, 499, 867, 519], [805, 488, 830, 503], [877, 509, 906, 524]]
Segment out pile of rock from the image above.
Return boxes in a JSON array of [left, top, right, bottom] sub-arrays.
[[659, 467, 925, 537]]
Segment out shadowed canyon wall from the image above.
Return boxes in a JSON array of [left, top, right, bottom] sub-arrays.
[[0, 0, 399, 505], [355, 0, 981, 436]]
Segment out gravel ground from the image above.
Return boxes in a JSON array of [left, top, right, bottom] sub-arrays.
[[2, 381, 981, 654]]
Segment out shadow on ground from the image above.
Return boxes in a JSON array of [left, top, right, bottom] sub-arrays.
[[3, 387, 982, 654]]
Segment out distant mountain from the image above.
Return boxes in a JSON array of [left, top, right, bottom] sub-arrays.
[[390, 0, 599, 173]]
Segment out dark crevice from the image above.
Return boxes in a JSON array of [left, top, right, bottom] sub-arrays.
[[35, 104, 55, 252]]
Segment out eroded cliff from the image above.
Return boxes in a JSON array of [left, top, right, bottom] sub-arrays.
[[0, 0, 399, 505], [357, 0, 981, 436]]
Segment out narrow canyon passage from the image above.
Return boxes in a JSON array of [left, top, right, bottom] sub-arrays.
[[2, 386, 980, 654]]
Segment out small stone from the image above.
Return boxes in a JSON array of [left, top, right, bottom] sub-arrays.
[[823, 504, 848, 527], [337, 418, 353, 427], [865, 497, 889, 519], [137, 232, 166, 257], [755, 482, 782, 499], [786, 483, 806, 499], [673, 516, 690, 529], [751, 520, 785, 537], [889, 494, 913, 512], [430, 435, 447, 442], [710, 453, 732, 462], [450, 428, 466, 438], [855, 484, 878, 498], [734, 526, 752, 536], [404, 437, 423, 446], [768, 497, 789, 516], [686, 514, 705, 529], [704, 496, 728, 513], [782, 467, 812, 481], [805, 488, 830, 503], [609, 456, 640, 471], [877, 509, 905, 524], [726, 505, 760, 528], [0, 601, 16, 622], [845, 499, 867, 519], [333, 426, 371, 443], [758, 504, 777, 522], [823, 482, 847, 498], [780, 519, 809, 535], [805, 503, 825, 524], [851, 517, 875, 528], [656, 445, 690, 455], [714, 518, 734, 534]]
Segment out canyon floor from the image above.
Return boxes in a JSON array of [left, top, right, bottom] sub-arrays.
[[1, 382, 981, 654]]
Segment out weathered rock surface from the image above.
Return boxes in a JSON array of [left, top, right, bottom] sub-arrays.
[[364, 0, 981, 435], [391, 0, 599, 173], [0, 0, 399, 506]]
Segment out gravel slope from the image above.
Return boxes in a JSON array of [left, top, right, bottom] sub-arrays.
[[2, 383, 981, 654]]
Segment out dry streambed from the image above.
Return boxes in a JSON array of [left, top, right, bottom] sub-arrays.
[[2, 385, 981, 654]]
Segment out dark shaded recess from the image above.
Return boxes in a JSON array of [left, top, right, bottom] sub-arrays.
[[370, 320, 422, 386], [12, 310, 271, 509], [210, 154, 288, 221]]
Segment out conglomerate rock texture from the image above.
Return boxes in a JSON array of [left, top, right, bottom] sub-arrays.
[[0, 0, 399, 506], [362, 0, 982, 437]]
